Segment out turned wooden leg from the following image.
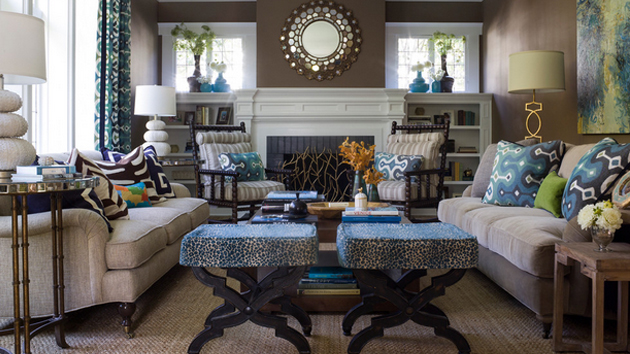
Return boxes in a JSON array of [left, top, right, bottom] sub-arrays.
[[118, 302, 136, 338]]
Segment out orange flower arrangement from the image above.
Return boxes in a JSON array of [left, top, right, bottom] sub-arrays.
[[363, 166, 385, 185], [339, 137, 375, 172]]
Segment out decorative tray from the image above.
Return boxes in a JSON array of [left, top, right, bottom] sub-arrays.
[[307, 202, 390, 219]]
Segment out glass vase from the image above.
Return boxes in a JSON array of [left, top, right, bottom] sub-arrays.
[[367, 183, 380, 202], [591, 225, 615, 252], [352, 170, 367, 200]]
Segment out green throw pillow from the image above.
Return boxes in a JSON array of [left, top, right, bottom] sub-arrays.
[[534, 171, 568, 217]]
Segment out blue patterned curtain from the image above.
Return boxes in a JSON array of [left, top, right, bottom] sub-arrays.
[[95, 0, 131, 152]]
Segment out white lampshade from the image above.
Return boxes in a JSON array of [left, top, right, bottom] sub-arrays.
[[0, 11, 47, 85], [508, 50, 565, 93], [134, 85, 177, 117]]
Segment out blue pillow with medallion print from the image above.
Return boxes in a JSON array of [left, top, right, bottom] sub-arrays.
[[562, 138, 630, 221], [482, 140, 565, 207], [375, 152, 424, 181], [218, 152, 266, 182]]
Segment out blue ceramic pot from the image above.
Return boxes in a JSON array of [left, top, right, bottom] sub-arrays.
[[213, 72, 231, 92], [409, 71, 429, 93], [431, 80, 441, 93], [200, 83, 213, 92]]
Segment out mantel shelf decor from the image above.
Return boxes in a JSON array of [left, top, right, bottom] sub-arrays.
[[279, 0, 362, 81]]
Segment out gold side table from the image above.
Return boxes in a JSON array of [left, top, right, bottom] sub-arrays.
[[0, 176, 99, 354], [553, 242, 630, 354]]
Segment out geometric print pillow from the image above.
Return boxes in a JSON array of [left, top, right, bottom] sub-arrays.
[[101, 145, 175, 200], [482, 140, 565, 207], [562, 138, 630, 221], [374, 152, 424, 181], [218, 152, 266, 182]]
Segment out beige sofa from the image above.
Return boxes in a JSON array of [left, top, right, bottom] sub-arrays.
[[0, 150, 210, 335], [437, 142, 629, 337]]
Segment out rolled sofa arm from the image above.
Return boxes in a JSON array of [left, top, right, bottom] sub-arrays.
[[0, 208, 110, 317], [170, 182, 191, 198]]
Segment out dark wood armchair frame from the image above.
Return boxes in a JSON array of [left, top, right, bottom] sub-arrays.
[[190, 122, 293, 224], [381, 121, 450, 222]]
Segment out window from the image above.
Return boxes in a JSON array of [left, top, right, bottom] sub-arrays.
[[386, 23, 481, 92], [161, 23, 256, 91]]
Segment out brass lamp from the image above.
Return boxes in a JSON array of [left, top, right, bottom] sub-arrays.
[[508, 50, 565, 142]]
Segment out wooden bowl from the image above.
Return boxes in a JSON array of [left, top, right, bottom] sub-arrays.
[[307, 202, 390, 219]]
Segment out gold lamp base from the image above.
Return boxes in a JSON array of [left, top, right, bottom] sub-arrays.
[[524, 90, 543, 142]]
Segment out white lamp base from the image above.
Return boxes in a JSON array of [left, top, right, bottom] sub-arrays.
[[143, 118, 171, 156], [0, 89, 37, 170]]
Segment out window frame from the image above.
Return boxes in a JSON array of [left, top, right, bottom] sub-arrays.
[[160, 22, 256, 91], [385, 23, 482, 92]]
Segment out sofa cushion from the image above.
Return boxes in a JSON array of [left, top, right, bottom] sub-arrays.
[[67, 148, 129, 220], [377, 180, 419, 201], [106, 219, 168, 269], [374, 152, 424, 181], [558, 144, 595, 179], [127, 207, 191, 245], [471, 139, 539, 198], [562, 138, 630, 221], [534, 171, 568, 218], [438, 197, 565, 278], [153, 197, 210, 230], [218, 151, 266, 182], [482, 140, 565, 207], [102, 145, 175, 200]]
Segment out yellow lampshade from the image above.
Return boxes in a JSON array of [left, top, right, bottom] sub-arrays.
[[508, 50, 565, 93]]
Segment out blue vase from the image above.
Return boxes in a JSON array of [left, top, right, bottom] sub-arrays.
[[213, 72, 231, 92], [409, 71, 429, 93], [200, 82, 213, 92], [431, 80, 441, 93]]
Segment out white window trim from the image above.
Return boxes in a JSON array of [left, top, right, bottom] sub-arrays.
[[385, 22, 482, 92], [159, 22, 256, 90]]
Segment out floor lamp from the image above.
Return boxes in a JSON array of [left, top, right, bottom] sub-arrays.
[[0, 11, 46, 177], [134, 85, 177, 156], [508, 50, 565, 142]]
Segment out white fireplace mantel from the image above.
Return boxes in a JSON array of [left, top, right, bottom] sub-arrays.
[[232, 88, 407, 163]]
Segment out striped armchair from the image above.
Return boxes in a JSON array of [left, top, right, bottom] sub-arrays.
[[377, 121, 450, 221], [190, 123, 292, 223]]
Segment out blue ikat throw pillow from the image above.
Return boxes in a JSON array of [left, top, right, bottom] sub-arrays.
[[374, 152, 424, 181], [562, 138, 630, 221], [218, 152, 266, 182], [482, 140, 565, 207]]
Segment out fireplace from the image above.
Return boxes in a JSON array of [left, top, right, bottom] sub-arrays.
[[267, 135, 375, 202]]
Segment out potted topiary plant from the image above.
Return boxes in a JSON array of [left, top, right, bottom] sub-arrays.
[[429, 31, 466, 93], [171, 23, 215, 92]]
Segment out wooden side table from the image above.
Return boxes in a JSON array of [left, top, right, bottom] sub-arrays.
[[553, 242, 630, 354], [0, 176, 99, 354]]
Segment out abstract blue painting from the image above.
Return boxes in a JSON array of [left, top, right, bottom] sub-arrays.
[[577, 0, 630, 134]]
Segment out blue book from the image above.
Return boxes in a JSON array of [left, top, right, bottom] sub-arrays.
[[308, 266, 354, 279], [344, 206, 399, 216], [266, 190, 318, 200], [341, 214, 402, 223]]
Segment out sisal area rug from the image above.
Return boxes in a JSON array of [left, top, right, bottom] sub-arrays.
[[0, 266, 609, 353]]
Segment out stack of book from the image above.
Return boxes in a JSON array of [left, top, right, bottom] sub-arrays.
[[341, 206, 401, 223], [455, 110, 476, 126], [11, 165, 82, 182], [297, 266, 359, 296]]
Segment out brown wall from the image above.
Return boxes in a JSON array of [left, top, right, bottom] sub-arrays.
[[130, 0, 159, 149], [386, 1, 482, 22], [482, 0, 630, 144], [157, 2, 256, 22], [256, 0, 386, 87]]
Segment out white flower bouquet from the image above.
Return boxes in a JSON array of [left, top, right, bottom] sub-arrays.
[[196, 74, 212, 84], [577, 200, 623, 232], [430, 69, 445, 81], [410, 60, 432, 72], [210, 61, 228, 73]]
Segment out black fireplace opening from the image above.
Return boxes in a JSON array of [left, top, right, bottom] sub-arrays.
[[267, 136, 375, 202]]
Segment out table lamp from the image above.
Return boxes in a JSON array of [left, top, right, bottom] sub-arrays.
[[134, 85, 176, 156], [0, 11, 46, 177], [508, 50, 565, 142]]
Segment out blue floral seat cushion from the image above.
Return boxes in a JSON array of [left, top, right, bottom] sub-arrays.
[[562, 138, 630, 221], [180, 224, 318, 268], [482, 140, 565, 207], [336, 223, 478, 270]]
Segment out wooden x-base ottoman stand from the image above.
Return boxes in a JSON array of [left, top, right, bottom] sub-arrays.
[[336, 223, 479, 354], [179, 224, 319, 354]]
